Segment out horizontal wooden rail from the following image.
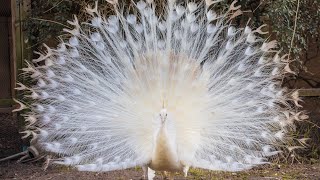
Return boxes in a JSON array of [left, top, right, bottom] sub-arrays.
[[0, 107, 15, 113], [0, 98, 15, 106], [298, 88, 320, 97]]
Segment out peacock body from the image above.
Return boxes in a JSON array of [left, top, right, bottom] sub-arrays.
[[16, 0, 306, 179]]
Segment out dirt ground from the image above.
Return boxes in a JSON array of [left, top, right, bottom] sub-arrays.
[[0, 161, 319, 180]]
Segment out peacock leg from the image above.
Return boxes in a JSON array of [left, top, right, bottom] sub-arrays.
[[163, 171, 168, 179], [142, 165, 148, 179], [147, 167, 155, 180], [183, 166, 189, 177]]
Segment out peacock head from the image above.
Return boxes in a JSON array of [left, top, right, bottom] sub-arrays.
[[159, 108, 168, 124]]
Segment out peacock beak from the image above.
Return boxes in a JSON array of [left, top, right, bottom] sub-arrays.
[[159, 109, 168, 124], [160, 116, 166, 124]]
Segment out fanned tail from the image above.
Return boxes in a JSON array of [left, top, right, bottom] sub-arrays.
[[15, 0, 306, 172]]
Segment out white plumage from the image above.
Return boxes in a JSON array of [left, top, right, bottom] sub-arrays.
[[16, 0, 305, 179]]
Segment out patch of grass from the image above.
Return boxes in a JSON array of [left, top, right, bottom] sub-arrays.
[[55, 164, 73, 172], [188, 168, 204, 176], [188, 168, 211, 179], [134, 166, 142, 171]]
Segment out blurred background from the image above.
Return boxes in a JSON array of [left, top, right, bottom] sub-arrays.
[[0, 0, 319, 165]]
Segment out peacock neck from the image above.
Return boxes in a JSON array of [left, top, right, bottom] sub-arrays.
[[149, 122, 181, 171]]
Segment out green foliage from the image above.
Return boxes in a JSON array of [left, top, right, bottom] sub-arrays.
[[216, 0, 320, 59], [266, 0, 320, 58], [25, 0, 112, 49], [26, 0, 74, 47], [25, 0, 320, 59]]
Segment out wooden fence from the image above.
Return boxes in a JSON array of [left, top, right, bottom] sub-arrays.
[[0, 0, 31, 158]]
